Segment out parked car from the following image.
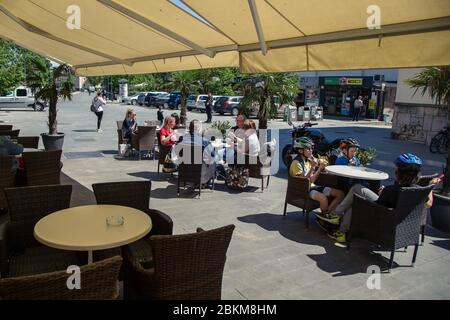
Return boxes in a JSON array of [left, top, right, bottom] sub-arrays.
[[187, 94, 221, 112], [122, 92, 142, 105], [214, 96, 243, 116], [0, 86, 47, 111], [144, 91, 168, 107], [167, 92, 182, 109], [152, 93, 170, 108]]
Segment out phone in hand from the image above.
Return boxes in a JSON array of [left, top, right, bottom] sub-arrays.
[[436, 173, 445, 182]]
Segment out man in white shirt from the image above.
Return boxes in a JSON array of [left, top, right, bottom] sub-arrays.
[[352, 96, 363, 122]]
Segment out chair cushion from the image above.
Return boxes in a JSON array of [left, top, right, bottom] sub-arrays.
[[9, 246, 81, 277]]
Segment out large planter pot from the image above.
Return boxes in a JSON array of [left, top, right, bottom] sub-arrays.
[[41, 132, 65, 151], [430, 193, 450, 233]]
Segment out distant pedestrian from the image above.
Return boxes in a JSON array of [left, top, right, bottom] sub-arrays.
[[92, 91, 106, 132], [102, 88, 107, 101], [205, 92, 213, 123], [353, 96, 363, 122], [157, 106, 164, 126]]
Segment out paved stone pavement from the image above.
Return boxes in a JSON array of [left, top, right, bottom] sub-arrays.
[[2, 92, 449, 300]]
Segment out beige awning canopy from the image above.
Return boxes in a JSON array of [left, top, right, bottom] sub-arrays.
[[0, 0, 449, 76]]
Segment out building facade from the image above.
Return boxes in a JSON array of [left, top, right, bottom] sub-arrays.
[[298, 69, 398, 119]]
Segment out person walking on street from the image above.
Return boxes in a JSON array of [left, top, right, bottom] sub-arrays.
[[157, 106, 164, 126], [205, 92, 213, 123], [92, 91, 106, 132], [353, 96, 363, 122]]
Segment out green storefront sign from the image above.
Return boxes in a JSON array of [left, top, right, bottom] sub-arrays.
[[324, 77, 363, 86]]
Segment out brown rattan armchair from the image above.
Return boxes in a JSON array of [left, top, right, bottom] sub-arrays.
[[0, 156, 15, 212], [244, 154, 272, 192], [123, 224, 235, 300], [0, 129, 20, 138], [0, 125, 13, 131], [0, 256, 122, 300], [16, 136, 39, 149], [22, 150, 62, 186], [283, 171, 340, 228], [92, 181, 173, 265], [0, 185, 82, 277], [177, 145, 216, 198], [348, 185, 434, 272], [131, 125, 157, 159]]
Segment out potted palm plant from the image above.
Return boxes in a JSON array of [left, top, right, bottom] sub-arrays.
[[407, 67, 450, 232], [28, 59, 74, 150]]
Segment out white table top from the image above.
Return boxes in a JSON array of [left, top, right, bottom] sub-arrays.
[[34, 205, 152, 251], [211, 140, 233, 149], [325, 165, 389, 181]]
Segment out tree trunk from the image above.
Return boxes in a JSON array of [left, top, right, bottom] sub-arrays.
[[48, 95, 57, 135], [180, 93, 187, 126]]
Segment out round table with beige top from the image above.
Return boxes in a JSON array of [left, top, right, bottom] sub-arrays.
[[34, 205, 152, 263], [325, 165, 389, 181]]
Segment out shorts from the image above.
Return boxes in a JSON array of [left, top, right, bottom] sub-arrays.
[[309, 186, 332, 199]]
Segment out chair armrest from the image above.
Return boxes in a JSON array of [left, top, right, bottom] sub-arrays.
[[146, 209, 173, 236], [286, 175, 311, 201]]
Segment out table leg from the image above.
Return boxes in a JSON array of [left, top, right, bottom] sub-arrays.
[[88, 250, 93, 264]]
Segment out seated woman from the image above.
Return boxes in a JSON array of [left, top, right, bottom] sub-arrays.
[[225, 120, 260, 165], [324, 153, 437, 243], [289, 137, 345, 217], [160, 116, 177, 147], [0, 135, 24, 172], [122, 108, 138, 141]]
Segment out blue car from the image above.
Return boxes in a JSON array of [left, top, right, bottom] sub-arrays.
[[167, 92, 181, 109]]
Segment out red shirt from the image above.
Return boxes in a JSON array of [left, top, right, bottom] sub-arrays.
[[160, 127, 175, 146]]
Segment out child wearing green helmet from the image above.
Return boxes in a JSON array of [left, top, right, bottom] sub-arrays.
[[289, 137, 345, 218]]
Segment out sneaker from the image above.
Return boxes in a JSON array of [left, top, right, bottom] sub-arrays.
[[316, 218, 333, 233], [328, 231, 346, 243], [315, 212, 340, 225]]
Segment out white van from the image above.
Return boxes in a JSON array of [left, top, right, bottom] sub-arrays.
[[0, 86, 46, 111]]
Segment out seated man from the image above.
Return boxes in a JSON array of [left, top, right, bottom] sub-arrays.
[[173, 119, 215, 165], [324, 153, 436, 243], [0, 135, 24, 172], [289, 137, 345, 218]]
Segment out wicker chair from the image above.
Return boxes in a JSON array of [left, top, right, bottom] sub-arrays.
[[0, 256, 122, 300], [0, 185, 81, 277], [417, 173, 439, 244], [348, 185, 435, 271], [0, 156, 15, 212], [177, 145, 216, 198], [123, 224, 235, 300], [131, 126, 157, 159], [0, 129, 20, 138], [16, 136, 39, 149], [283, 171, 340, 228], [92, 181, 173, 265], [0, 125, 13, 131], [22, 150, 62, 186], [116, 120, 128, 152], [156, 131, 173, 175], [243, 155, 272, 192]]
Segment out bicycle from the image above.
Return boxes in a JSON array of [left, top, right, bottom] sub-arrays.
[[430, 126, 449, 154]]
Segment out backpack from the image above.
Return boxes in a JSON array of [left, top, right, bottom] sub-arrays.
[[90, 97, 98, 112]]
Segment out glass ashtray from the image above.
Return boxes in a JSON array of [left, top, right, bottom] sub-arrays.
[[106, 215, 124, 226]]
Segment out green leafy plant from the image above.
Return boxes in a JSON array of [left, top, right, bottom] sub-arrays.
[[210, 120, 232, 136], [357, 147, 377, 166], [28, 59, 73, 135]]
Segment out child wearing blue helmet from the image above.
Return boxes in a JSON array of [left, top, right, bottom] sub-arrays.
[[319, 153, 437, 243]]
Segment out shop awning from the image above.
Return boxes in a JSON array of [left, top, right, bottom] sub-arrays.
[[0, 0, 449, 76]]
